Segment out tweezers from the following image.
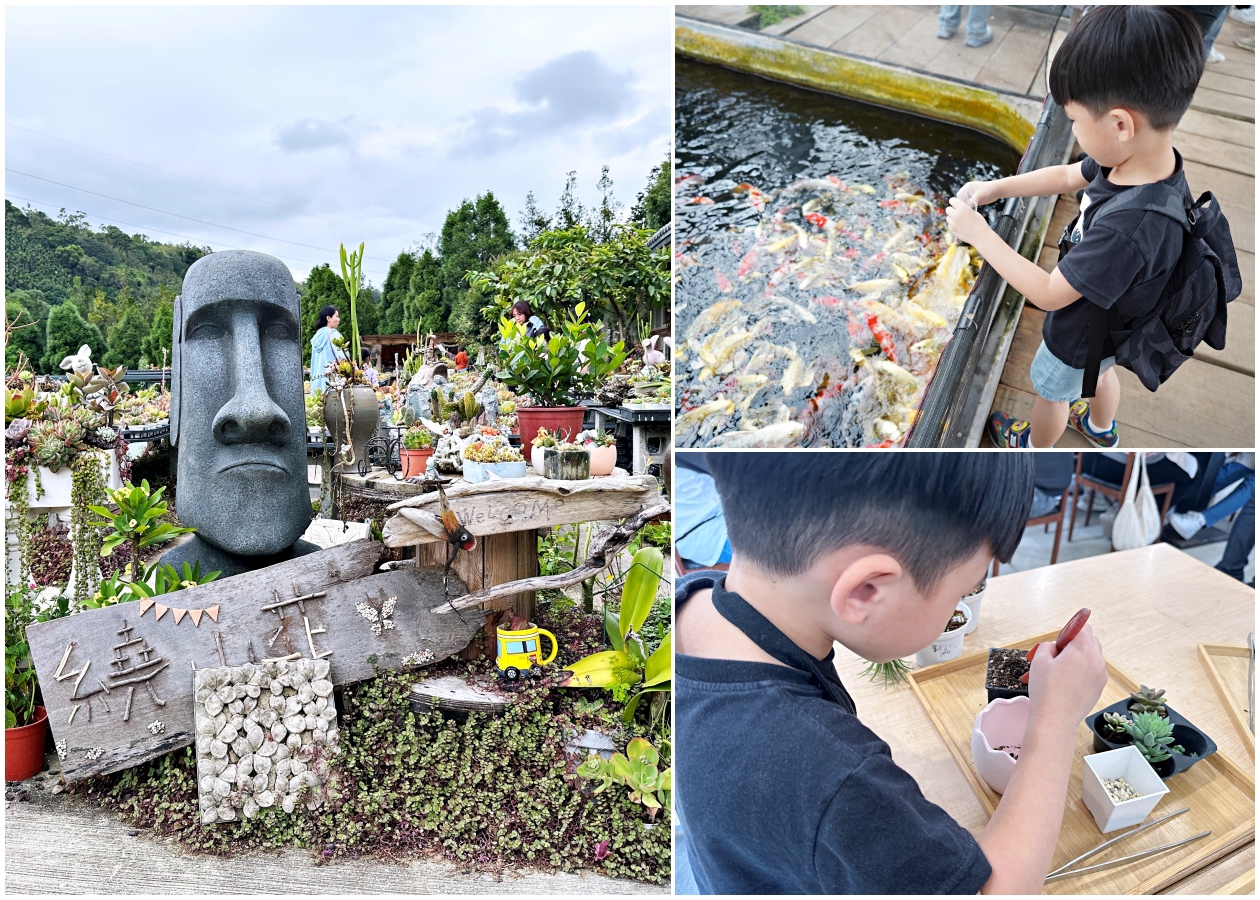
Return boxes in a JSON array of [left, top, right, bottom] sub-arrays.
[[1044, 807, 1210, 883], [1248, 633, 1254, 735]]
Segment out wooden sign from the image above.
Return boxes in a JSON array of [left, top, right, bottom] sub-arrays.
[[382, 474, 661, 548], [26, 541, 480, 782]]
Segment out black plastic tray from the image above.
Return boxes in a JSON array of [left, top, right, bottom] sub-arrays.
[[984, 647, 1030, 703], [1088, 700, 1217, 779]]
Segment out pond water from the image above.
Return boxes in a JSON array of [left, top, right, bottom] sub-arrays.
[[674, 58, 1021, 448]]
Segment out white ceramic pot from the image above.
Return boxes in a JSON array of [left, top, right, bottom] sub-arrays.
[[1081, 746, 1170, 833], [961, 583, 986, 635], [589, 444, 617, 476], [914, 601, 971, 669], [530, 445, 546, 474], [26, 452, 122, 508], [971, 696, 1029, 794]]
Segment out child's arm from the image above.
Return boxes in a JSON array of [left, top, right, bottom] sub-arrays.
[[945, 198, 1083, 311], [976, 624, 1108, 894], [958, 163, 1089, 207]]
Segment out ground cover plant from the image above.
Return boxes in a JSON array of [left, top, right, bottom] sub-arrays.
[[72, 596, 671, 884]]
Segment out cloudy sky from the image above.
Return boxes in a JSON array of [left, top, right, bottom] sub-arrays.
[[5, 5, 671, 285]]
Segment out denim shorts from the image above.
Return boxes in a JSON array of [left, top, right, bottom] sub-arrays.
[[1029, 341, 1115, 403]]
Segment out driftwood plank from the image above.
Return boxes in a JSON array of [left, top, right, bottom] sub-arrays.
[[381, 474, 660, 547], [27, 543, 479, 782]]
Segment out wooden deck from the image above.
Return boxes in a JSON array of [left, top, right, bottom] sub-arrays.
[[676, 5, 1256, 447]]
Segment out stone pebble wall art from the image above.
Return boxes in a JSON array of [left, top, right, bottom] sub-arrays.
[[193, 658, 338, 825]]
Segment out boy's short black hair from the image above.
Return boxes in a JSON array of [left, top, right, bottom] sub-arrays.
[[705, 452, 1034, 591], [1049, 6, 1203, 131]]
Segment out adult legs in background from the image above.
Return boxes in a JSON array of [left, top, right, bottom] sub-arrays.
[[1214, 495, 1254, 583], [1168, 461, 1255, 537], [1204, 5, 1231, 60], [963, 5, 992, 45], [938, 5, 963, 38]]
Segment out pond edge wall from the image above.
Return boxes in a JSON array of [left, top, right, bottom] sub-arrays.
[[675, 16, 1036, 154]]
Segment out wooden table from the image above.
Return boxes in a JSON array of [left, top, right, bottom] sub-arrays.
[[833, 544, 1255, 894]]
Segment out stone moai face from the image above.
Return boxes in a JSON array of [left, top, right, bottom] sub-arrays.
[[171, 250, 310, 557]]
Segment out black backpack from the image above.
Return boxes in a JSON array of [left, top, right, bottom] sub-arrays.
[[1058, 182, 1242, 397]]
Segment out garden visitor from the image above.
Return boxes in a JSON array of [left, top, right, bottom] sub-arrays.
[[309, 305, 346, 393], [937, 5, 992, 47], [1168, 452, 1255, 539], [675, 454, 1107, 893], [954, 8, 1236, 448], [1181, 5, 1232, 61], [454, 348, 469, 370], [510, 300, 549, 339]]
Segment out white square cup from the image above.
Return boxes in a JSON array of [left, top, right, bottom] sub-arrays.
[[1081, 746, 1170, 833]]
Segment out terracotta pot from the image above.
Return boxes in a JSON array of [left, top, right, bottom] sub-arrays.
[[516, 406, 586, 452], [323, 385, 380, 472], [589, 444, 617, 476], [5, 705, 47, 782], [399, 447, 434, 478]]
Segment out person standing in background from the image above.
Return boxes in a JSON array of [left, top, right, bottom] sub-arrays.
[[938, 6, 992, 47], [309, 305, 345, 394]]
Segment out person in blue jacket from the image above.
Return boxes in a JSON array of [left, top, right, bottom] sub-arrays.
[[309, 305, 345, 394]]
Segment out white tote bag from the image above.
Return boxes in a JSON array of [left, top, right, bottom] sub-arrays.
[[1112, 455, 1162, 551]]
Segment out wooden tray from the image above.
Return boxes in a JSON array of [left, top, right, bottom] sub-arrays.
[[908, 631, 1255, 894], [1214, 868, 1255, 894], [1198, 643, 1255, 760]]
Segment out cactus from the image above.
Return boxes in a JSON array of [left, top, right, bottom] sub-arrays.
[[430, 389, 483, 428], [1128, 685, 1167, 716], [401, 405, 417, 427], [1102, 712, 1132, 740], [1124, 711, 1175, 764]]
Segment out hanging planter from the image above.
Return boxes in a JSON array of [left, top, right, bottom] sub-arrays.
[[25, 451, 121, 509], [323, 385, 380, 473]]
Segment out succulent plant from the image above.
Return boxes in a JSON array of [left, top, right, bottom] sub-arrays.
[[28, 419, 89, 472], [1102, 711, 1132, 739], [1124, 711, 1175, 764], [430, 389, 482, 427], [1128, 685, 1167, 716]]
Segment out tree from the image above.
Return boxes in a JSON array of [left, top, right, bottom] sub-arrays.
[[436, 193, 515, 332], [42, 301, 103, 373], [378, 251, 415, 335], [300, 264, 350, 365], [518, 191, 552, 247], [5, 289, 49, 372], [405, 249, 443, 335], [103, 305, 149, 369], [141, 287, 176, 368], [555, 171, 586, 231], [630, 151, 671, 232], [590, 165, 623, 244]]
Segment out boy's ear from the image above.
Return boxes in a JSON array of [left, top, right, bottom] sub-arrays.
[[827, 553, 905, 625], [1107, 107, 1137, 143]]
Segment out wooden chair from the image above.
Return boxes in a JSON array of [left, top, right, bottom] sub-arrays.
[[1067, 453, 1177, 545], [992, 481, 1073, 576]]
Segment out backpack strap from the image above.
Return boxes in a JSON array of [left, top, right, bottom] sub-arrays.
[[1087, 180, 1192, 232]]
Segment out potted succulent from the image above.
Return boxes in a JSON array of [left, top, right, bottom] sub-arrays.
[[1087, 686, 1216, 779], [496, 301, 626, 450], [461, 441, 526, 483], [5, 586, 47, 782], [971, 695, 1029, 794], [581, 429, 618, 476], [543, 440, 592, 481], [1081, 746, 1170, 833], [400, 425, 437, 478], [914, 601, 971, 668], [322, 356, 380, 473], [530, 427, 558, 474]]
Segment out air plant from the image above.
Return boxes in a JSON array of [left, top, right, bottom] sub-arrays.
[[859, 658, 912, 687]]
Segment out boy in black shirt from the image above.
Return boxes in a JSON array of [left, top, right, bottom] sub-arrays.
[[675, 453, 1108, 894], [943, 6, 1206, 448]]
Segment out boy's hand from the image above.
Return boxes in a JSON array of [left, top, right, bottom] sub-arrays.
[[945, 196, 993, 247], [956, 180, 998, 209], [1025, 622, 1107, 733]]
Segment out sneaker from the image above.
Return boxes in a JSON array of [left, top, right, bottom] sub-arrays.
[[988, 410, 1031, 448], [1229, 7, 1254, 25], [1067, 399, 1119, 448], [937, 23, 956, 39], [966, 26, 993, 47], [1238, 34, 1255, 51], [1168, 509, 1207, 540], [1207, 47, 1227, 63]]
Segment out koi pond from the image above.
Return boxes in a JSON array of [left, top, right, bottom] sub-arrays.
[[674, 58, 1022, 448]]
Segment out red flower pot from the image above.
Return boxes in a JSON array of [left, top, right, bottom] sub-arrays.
[[516, 406, 586, 453], [5, 706, 47, 782], [399, 447, 434, 478]]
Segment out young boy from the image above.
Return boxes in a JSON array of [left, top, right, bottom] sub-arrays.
[[943, 6, 1207, 448], [675, 453, 1108, 894]]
